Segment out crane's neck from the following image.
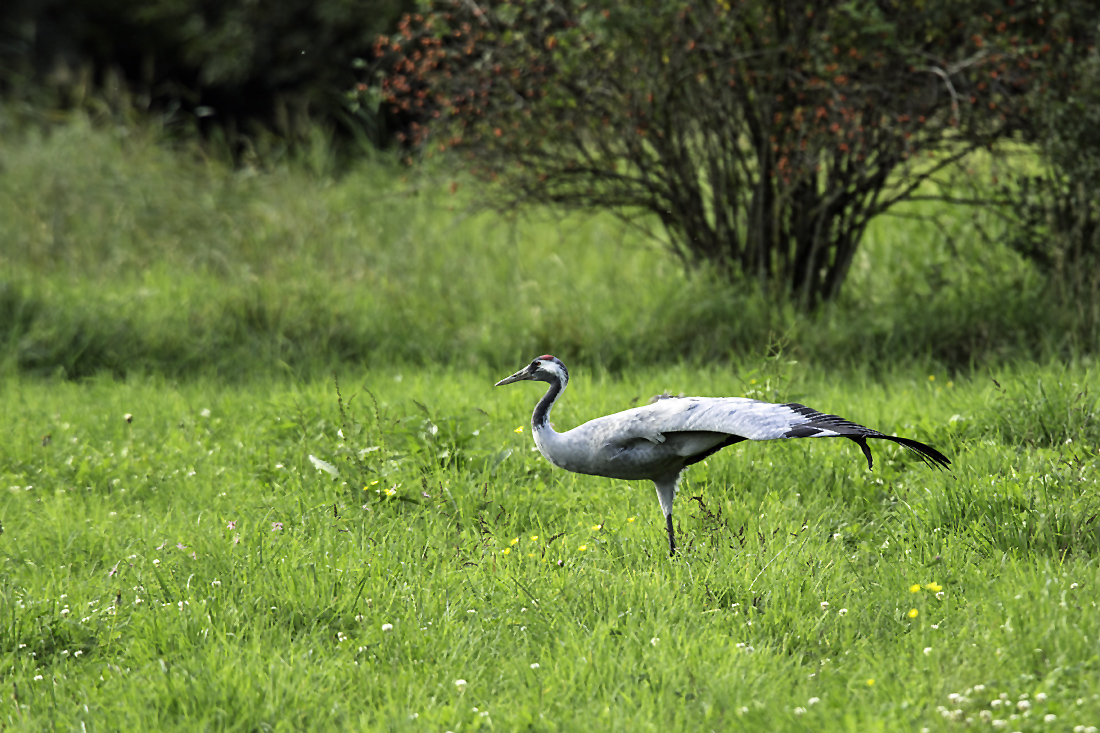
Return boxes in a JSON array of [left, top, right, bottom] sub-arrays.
[[532, 373, 565, 433]]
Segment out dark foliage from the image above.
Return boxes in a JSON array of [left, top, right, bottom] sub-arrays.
[[999, 8, 1100, 318], [0, 0, 413, 149]]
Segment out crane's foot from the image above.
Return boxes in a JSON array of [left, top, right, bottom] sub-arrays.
[[666, 514, 677, 556]]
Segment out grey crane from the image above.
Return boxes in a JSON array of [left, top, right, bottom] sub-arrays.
[[496, 355, 950, 555]]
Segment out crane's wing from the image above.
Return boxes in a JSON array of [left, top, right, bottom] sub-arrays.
[[580, 396, 949, 470]]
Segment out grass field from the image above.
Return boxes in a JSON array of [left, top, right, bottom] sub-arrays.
[[3, 362, 1100, 730], [2, 112, 1100, 730], [0, 113, 1073, 380]]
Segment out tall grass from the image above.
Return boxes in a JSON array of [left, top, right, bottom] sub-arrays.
[[0, 110, 1087, 379]]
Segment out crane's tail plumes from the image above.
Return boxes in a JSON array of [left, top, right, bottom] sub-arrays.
[[854, 435, 951, 471]]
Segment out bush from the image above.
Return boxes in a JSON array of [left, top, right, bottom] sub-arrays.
[[366, 0, 1070, 310]]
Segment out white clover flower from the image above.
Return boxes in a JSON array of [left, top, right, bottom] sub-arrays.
[[1035, 692, 1047, 703], [337, 632, 347, 643], [650, 637, 660, 646], [974, 685, 986, 693], [33, 675, 43, 681], [838, 608, 848, 616], [381, 623, 393, 632], [992, 700, 1003, 708], [1044, 714, 1057, 723], [794, 707, 806, 716], [808, 697, 820, 705], [74, 650, 83, 657], [924, 647, 932, 655], [1018, 700, 1031, 711], [980, 710, 992, 722], [992, 720, 1006, 729], [530, 663, 540, 669], [454, 679, 467, 691], [820, 601, 829, 610]]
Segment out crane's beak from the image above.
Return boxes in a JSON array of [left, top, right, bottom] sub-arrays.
[[495, 365, 533, 386]]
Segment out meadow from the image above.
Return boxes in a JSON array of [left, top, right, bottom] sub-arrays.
[[2, 113, 1100, 731]]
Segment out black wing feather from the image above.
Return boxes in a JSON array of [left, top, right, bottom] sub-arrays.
[[782, 403, 950, 471]]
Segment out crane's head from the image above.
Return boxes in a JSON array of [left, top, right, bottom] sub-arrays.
[[495, 355, 568, 387]]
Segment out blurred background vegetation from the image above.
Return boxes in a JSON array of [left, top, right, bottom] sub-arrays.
[[1, 0, 1099, 379]]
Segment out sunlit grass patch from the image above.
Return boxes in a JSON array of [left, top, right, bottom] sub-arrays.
[[9, 365, 1099, 729]]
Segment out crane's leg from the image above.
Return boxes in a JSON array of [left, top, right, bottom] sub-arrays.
[[666, 513, 676, 556], [653, 472, 681, 556]]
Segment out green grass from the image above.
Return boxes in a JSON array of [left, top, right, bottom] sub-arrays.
[[3, 109, 1100, 730], [3, 361, 1100, 730], [0, 110, 1083, 380]]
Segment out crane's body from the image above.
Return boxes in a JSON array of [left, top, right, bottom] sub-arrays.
[[496, 355, 950, 555]]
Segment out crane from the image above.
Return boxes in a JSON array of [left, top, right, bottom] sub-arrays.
[[496, 355, 950, 556]]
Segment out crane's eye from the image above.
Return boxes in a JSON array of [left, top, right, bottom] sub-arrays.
[[529, 360, 540, 370]]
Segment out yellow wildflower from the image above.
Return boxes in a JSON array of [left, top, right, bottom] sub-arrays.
[[591, 524, 602, 531], [910, 584, 921, 593], [926, 582, 942, 592], [908, 608, 919, 618], [502, 547, 511, 555], [577, 545, 588, 552], [627, 517, 636, 523], [514, 426, 524, 434], [510, 537, 519, 546]]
